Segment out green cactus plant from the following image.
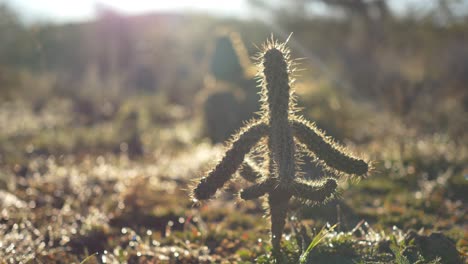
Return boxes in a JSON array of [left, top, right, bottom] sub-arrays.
[[209, 29, 256, 84], [192, 37, 370, 259], [198, 29, 260, 143], [200, 84, 244, 143], [117, 109, 143, 158]]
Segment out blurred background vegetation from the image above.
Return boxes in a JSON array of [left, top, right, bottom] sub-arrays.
[[1, 1, 466, 148], [0, 0, 467, 263]]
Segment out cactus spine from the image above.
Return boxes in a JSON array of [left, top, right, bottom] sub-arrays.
[[192, 37, 370, 259]]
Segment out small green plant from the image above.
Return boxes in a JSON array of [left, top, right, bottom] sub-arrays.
[[79, 252, 98, 264], [299, 223, 338, 263], [192, 37, 370, 260]]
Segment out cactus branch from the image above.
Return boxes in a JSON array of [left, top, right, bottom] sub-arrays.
[[193, 122, 268, 200], [291, 178, 337, 202], [239, 159, 263, 183], [292, 118, 368, 175], [239, 178, 275, 200]]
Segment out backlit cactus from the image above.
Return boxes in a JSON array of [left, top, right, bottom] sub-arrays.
[[193, 37, 370, 259]]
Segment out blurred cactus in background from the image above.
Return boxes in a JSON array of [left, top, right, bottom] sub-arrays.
[[193, 37, 370, 260], [209, 31, 248, 84], [117, 109, 143, 158], [197, 81, 244, 143], [197, 29, 260, 143]]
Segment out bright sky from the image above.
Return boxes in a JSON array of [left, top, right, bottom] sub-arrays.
[[4, 0, 251, 22], [4, 0, 436, 23]]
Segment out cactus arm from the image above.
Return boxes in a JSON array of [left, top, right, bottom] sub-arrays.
[[239, 178, 275, 200], [292, 119, 368, 175], [291, 178, 337, 202], [238, 158, 263, 182], [193, 121, 268, 200]]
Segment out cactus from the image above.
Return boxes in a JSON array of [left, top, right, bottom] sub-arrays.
[[198, 30, 260, 143], [209, 30, 255, 84], [117, 110, 143, 158], [192, 37, 370, 259], [200, 84, 245, 143]]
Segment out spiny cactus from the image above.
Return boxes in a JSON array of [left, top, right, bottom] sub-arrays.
[[192, 37, 370, 259]]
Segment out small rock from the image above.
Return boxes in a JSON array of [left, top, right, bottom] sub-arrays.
[[403, 230, 463, 264], [376, 239, 392, 254]]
